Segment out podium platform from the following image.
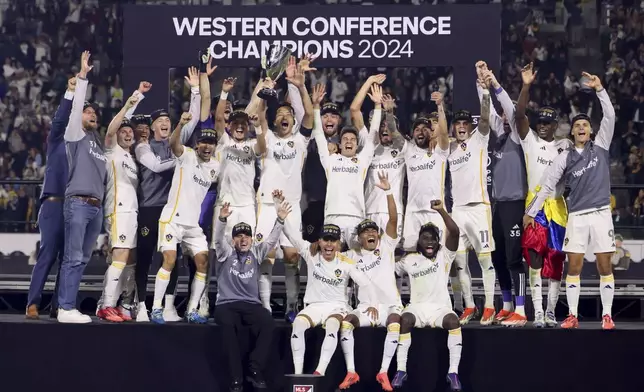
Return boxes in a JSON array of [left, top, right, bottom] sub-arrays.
[[0, 314, 643, 392]]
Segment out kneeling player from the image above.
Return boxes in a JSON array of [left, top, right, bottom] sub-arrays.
[[339, 172, 402, 391], [278, 189, 378, 376], [393, 200, 462, 391]]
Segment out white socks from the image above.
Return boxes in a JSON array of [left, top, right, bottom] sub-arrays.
[[380, 323, 400, 374], [316, 317, 340, 375], [188, 272, 207, 312], [152, 268, 171, 310], [477, 253, 496, 309], [340, 321, 355, 372], [259, 259, 274, 311], [285, 261, 300, 309], [450, 276, 464, 312], [529, 267, 543, 314], [291, 317, 310, 374], [565, 275, 580, 316], [396, 332, 411, 372], [102, 261, 126, 308], [447, 328, 462, 374], [454, 253, 474, 308], [547, 278, 561, 313], [600, 274, 614, 316]]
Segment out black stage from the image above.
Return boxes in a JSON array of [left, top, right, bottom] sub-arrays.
[[0, 314, 642, 392]]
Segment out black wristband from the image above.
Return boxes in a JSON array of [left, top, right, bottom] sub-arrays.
[[219, 216, 227, 223], [276, 217, 285, 225]]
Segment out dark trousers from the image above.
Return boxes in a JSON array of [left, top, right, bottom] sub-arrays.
[[215, 301, 275, 382], [302, 200, 325, 242], [136, 206, 179, 305], [27, 198, 64, 308], [491, 200, 526, 299]]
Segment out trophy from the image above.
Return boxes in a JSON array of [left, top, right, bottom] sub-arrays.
[[257, 44, 292, 100]]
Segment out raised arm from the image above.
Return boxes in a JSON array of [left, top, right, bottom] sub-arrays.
[[583, 72, 615, 150], [286, 59, 314, 133], [525, 151, 569, 220], [311, 84, 330, 169], [478, 87, 492, 137], [170, 112, 192, 158], [431, 200, 459, 252], [199, 53, 217, 122], [431, 92, 450, 151], [255, 199, 291, 260], [64, 51, 92, 142], [516, 63, 537, 140], [123, 81, 151, 120], [214, 203, 234, 262], [350, 74, 386, 131], [180, 67, 201, 144], [285, 56, 305, 126], [375, 171, 398, 239], [105, 94, 139, 149], [134, 143, 176, 173], [49, 77, 76, 144], [215, 76, 236, 137]]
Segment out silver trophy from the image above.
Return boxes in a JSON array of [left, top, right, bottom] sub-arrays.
[[257, 44, 292, 100]]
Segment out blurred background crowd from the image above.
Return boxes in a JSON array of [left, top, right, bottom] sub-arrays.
[[0, 0, 641, 246]]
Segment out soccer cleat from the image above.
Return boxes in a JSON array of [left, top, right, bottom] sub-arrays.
[[446, 373, 462, 391], [163, 306, 183, 322], [339, 372, 360, 389], [285, 310, 297, 324], [533, 311, 545, 328], [150, 308, 165, 324], [199, 294, 210, 318], [391, 371, 407, 388], [458, 307, 477, 325], [229, 379, 243, 392], [545, 310, 557, 327], [501, 312, 527, 327], [376, 372, 393, 391], [116, 305, 132, 321], [479, 308, 496, 326], [97, 307, 124, 323], [313, 371, 322, 376], [186, 310, 208, 324], [601, 315, 615, 330], [246, 370, 267, 389], [561, 314, 579, 329], [494, 309, 512, 323]]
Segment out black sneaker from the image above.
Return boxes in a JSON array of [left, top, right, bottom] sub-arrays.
[[246, 371, 267, 389], [229, 379, 243, 392]]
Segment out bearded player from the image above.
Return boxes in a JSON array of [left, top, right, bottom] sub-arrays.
[[312, 83, 381, 248], [338, 172, 402, 390], [393, 200, 462, 391], [525, 72, 616, 330], [448, 83, 496, 325]]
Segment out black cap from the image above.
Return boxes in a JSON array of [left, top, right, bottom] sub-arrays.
[[197, 128, 217, 143], [571, 113, 591, 127], [83, 101, 99, 113], [150, 109, 170, 123], [453, 110, 473, 123], [321, 102, 340, 116], [419, 222, 440, 237], [229, 109, 250, 123], [320, 224, 341, 241], [131, 114, 151, 126], [356, 219, 379, 235], [119, 119, 133, 129], [412, 116, 431, 130], [232, 222, 253, 237], [538, 107, 558, 123]]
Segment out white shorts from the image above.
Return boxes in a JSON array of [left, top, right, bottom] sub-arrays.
[[211, 204, 256, 248], [297, 303, 351, 327], [104, 212, 138, 249], [451, 203, 495, 253], [402, 210, 446, 250], [563, 208, 616, 254], [366, 213, 403, 242], [325, 215, 362, 248], [158, 221, 208, 256], [256, 202, 302, 248], [353, 303, 403, 327], [403, 303, 456, 328]]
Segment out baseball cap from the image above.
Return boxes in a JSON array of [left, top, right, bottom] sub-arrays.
[[119, 119, 133, 130], [356, 219, 379, 235], [150, 109, 170, 123], [538, 107, 558, 123], [453, 110, 473, 123], [321, 102, 340, 116], [229, 109, 250, 123], [320, 224, 341, 241], [197, 128, 217, 143], [83, 101, 99, 113], [412, 116, 431, 129], [232, 222, 253, 237], [131, 114, 151, 126]]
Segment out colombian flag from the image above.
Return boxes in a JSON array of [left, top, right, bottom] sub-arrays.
[[526, 188, 567, 252]]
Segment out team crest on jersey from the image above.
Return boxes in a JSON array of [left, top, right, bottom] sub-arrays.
[[245, 257, 252, 265], [557, 148, 563, 154], [243, 146, 250, 153], [256, 233, 263, 242], [390, 150, 398, 158], [351, 157, 358, 163], [307, 225, 315, 235], [166, 234, 173, 242], [210, 169, 216, 179], [334, 269, 342, 278], [141, 227, 149, 237], [119, 234, 126, 242], [460, 142, 467, 151], [374, 249, 380, 257], [288, 141, 294, 148], [564, 238, 569, 246], [426, 151, 433, 158]]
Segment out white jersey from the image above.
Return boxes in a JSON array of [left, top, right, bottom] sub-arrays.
[[521, 129, 571, 196], [216, 132, 257, 207], [397, 247, 456, 307], [257, 131, 308, 204], [313, 108, 379, 218], [365, 143, 405, 215], [345, 233, 401, 306], [160, 147, 220, 226], [449, 131, 491, 206], [104, 144, 138, 216], [404, 142, 449, 212]]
